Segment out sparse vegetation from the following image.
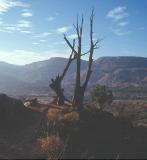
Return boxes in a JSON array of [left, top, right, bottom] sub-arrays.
[[37, 135, 64, 159], [59, 111, 79, 125], [0, 94, 147, 159], [91, 85, 113, 110]]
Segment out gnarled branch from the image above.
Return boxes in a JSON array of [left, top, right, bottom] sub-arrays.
[[82, 9, 101, 91], [49, 39, 76, 105]]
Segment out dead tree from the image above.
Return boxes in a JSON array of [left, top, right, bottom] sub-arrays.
[[49, 40, 76, 105], [64, 10, 100, 111]]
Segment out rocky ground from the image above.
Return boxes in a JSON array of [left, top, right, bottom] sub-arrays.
[[0, 94, 147, 159]]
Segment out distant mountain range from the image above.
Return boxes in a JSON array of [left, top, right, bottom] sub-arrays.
[[1, 56, 147, 99]]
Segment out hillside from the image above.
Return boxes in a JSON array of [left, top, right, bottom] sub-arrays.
[[0, 94, 147, 159], [92, 56, 147, 85], [0, 56, 147, 98]]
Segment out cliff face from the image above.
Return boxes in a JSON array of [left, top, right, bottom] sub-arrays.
[[91, 56, 147, 86], [0, 56, 147, 97]]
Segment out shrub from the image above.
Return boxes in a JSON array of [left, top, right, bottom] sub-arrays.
[[91, 85, 113, 110], [37, 135, 64, 159], [59, 111, 79, 125]]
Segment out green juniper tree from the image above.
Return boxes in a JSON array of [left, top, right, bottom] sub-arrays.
[[91, 85, 113, 110]]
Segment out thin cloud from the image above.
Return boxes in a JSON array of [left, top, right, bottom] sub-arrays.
[[52, 41, 66, 45], [39, 39, 47, 42], [56, 26, 72, 33], [107, 6, 130, 36], [107, 6, 129, 21], [139, 27, 145, 30], [0, 18, 3, 24], [17, 20, 32, 29], [0, 23, 17, 33], [0, 28, 12, 33], [35, 32, 51, 38], [20, 30, 31, 34], [117, 21, 128, 27], [21, 12, 33, 17], [32, 42, 39, 45], [47, 16, 55, 21], [111, 28, 131, 36], [0, 20, 32, 33], [67, 34, 78, 39], [0, 0, 29, 14]]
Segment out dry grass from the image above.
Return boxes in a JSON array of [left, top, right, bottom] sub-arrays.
[[37, 135, 64, 159], [106, 99, 147, 127], [137, 123, 147, 128], [59, 111, 80, 125], [47, 108, 62, 121]]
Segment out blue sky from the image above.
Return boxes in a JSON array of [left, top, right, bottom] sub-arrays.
[[0, 0, 146, 65]]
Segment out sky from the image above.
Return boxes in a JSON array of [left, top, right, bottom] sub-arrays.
[[0, 0, 146, 65]]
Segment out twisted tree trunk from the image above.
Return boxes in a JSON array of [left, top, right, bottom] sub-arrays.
[[49, 40, 76, 105], [51, 10, 101, 109], [64, 10, 100, 111]]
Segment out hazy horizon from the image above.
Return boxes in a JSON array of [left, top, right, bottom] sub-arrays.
[[1, 55, 147, 66], [0, 0, 146, 65]]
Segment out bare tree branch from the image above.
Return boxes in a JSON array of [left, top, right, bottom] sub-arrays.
[[81, 50, 90, 56], [64, 34, 78, 55], [82, 9, 95, 91], [49, 38, 77, 105], [60, 39, 76, 80], [80, 15, 84, 36], [50, 9, 101, 109]]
